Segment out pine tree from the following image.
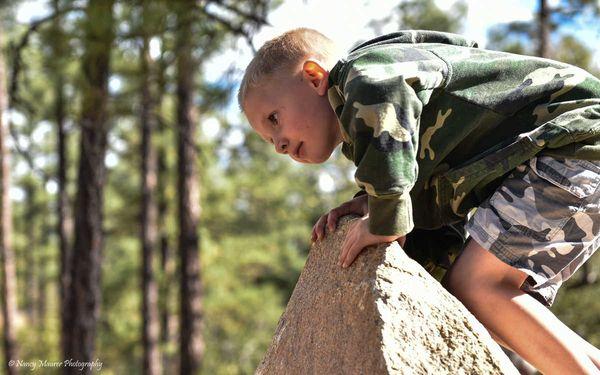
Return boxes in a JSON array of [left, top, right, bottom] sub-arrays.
[[0, 26, 19, 375], [139, 4, 161, 374], [64, 0, 115, 370], [175, 4, 204, 373]]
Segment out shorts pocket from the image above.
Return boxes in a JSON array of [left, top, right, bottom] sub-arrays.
[[488, 157, 587, 241], [529, 156, 600, 199]]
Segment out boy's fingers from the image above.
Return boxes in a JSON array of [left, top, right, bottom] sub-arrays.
[[342, 243, 362, 268], [338, 235, 348, 265], [311, 221, 320, 241], [339, 244, 348, 266], [339, 230, 354, 265], [321, 214, 330, 239], [315, 215, 325, 240], [326, 210, 338, 232]]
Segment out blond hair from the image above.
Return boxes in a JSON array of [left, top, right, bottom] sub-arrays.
[[238, 28, 339, 110]]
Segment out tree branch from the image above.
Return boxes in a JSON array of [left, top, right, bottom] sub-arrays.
[[8, 5, 85, 108], [206, 0, 270, 27], [196, 4, 257, 53], [7, 5, 84, 183], [7, 124, 52, 182]]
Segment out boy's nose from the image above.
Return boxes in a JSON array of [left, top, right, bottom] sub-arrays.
[[275, 139, 288, 154]]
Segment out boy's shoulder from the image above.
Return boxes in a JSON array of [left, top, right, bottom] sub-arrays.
[[332, 30, 600, 112], [348, 30, 479, 54], [340, 30, 481, 67], [337, 30, 572, 79], [331, 30, 506, 94]]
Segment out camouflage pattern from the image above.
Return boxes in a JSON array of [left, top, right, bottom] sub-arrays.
[[465, 156, 600, 306], [327, 30, 600, 239]]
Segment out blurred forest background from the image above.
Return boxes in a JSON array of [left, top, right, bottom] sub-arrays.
[[0, 0, 598, 374]]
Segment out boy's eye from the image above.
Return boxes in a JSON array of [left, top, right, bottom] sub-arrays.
[[268, 112, 278, 126]]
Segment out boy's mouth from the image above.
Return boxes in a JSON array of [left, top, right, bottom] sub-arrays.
[[293, 142, 303, 159]]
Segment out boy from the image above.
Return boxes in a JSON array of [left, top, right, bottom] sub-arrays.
[[239, 28, 600, 374]]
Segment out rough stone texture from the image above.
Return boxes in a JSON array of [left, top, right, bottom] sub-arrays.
[[256, 216, 518, 375]]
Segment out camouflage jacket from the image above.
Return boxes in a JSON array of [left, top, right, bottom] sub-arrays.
[[328, 30, 600, 241]]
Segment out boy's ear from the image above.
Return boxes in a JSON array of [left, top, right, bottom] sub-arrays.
[[302, 60, 329, 96]]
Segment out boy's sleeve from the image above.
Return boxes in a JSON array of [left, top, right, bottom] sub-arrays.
[[339, 68, 424, 237], [352, 189, 366, 199]]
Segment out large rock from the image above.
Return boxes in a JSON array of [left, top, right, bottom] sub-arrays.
[[256, 216, 518, 374]]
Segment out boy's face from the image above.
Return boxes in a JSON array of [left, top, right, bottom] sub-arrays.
[[243, 61, 342, 164]]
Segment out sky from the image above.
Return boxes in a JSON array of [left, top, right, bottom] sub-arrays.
[[202, 0, 599, 83], [252, 0, 534, 52]]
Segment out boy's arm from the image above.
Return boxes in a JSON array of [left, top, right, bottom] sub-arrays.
[[340, 69, 423, 238]]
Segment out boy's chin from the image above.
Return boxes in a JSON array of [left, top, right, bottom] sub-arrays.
[[295, 155, 326, 165], [310, 150, 334, 164], [294, 145, 336, 164], [295, 158, 321, 165]]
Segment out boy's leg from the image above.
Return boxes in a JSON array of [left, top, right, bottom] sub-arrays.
[[443, 155, 600, 374], [444, 239, 600, 374]]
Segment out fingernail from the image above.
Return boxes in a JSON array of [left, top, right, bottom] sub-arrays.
[[342, 263, 347, 268]]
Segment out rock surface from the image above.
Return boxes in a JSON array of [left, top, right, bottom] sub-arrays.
[[255, 216, 518, 375]]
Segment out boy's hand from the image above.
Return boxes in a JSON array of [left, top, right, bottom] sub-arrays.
[[311, 194, 368, 242], [338, 215, 405, 268]]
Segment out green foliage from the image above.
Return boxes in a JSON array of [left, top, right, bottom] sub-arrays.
[[12, 3, 340, 375], [554, 35, 594, 70], [202, 234, 302, 374], [552, 253, 600, 347], [369, 0, 467, 34], [486, 0, 599, 75], [397, 0, 467, 32]]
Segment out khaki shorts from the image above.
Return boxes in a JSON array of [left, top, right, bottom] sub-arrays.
[[465, 156, 600, 306]]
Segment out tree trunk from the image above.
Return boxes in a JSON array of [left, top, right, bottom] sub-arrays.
[[155, 36, 177, 373], [37, 215, 49, 329], [140, 33, 161, 375], [57, 68, 72, 353], [0, 28, 19, 375], [24, 182, 38, 324], [538, 0, 550, 58], [51, 0, 73, 356], [176, 6, 204, 374], [158, 134, 175, 372], [155, 39, 175, 373], [63, 0, 114, 371], [578, 263, 598, 286]]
